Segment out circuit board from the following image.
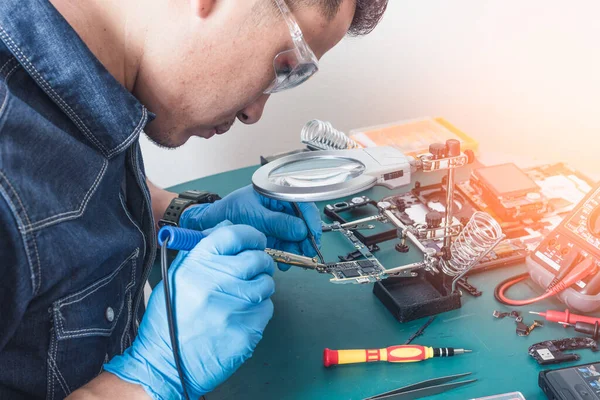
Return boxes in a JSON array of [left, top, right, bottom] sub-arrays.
[[457, 162, 594, 251], [325, 259, 387, 284], [322, 225, 390, 284], [381, 188, 529, 273]]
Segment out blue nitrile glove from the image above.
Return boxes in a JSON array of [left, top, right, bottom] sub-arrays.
[[104, 224, 275, 399], [180, 185, 322, 270]]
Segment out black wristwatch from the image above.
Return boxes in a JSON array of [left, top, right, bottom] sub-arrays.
[[158, 190, 221, 227]]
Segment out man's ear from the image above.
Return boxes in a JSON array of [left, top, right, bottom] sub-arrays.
[[190, 0, 217, 18]]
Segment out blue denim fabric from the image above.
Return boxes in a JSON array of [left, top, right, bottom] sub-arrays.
[[0, 1, 157, 399]]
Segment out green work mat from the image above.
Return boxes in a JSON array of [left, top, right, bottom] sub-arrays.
[[147, 165, 600, 400]]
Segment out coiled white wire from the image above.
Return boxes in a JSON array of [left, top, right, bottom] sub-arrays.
[[301, 119, 361, 150]]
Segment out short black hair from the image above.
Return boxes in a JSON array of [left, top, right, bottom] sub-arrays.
[[287, 0, 389, 36], [348, 0, 388, 36]]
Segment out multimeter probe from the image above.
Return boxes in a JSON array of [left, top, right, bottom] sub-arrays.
[[494, 258, 597, 306]]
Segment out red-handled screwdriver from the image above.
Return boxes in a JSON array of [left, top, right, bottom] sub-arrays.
[[529, 309, 600, 326], [323, 345, 471, 367]]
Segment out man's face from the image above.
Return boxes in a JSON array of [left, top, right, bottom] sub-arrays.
[[135, 0, 355, 148]]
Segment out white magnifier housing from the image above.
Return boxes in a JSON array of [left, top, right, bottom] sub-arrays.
[[252, 147, 413, 202]]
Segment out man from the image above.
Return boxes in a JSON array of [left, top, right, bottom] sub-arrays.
[[0, 0, 388, 398]]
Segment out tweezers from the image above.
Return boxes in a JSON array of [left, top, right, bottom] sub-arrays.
[[363, 372, 476, 400]]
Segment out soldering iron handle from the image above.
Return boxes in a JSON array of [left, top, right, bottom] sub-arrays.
[[158, 226, 206, 251]]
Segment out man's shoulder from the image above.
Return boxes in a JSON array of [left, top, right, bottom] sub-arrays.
[[0, 0, 151, 159], [0, 42, 110, 235]]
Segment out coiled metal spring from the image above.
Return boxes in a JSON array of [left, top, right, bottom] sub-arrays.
[[301, 119, 361, 151], [441, 211, 504, 278]]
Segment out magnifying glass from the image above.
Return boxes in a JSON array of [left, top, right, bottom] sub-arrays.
[[252, 146, 413, 202]]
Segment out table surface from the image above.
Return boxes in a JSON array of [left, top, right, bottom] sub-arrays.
[[154, 165, 600, 400]]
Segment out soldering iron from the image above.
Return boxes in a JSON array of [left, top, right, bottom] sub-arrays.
[[158, 226, 325, 269], [157, 224, 324, 400]]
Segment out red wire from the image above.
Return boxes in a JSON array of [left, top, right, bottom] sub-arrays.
[[496, 258, 597, 306], [497, 275, 554, 306]]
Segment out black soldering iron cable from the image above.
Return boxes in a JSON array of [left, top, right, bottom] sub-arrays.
[[161, 239, 191, 400]]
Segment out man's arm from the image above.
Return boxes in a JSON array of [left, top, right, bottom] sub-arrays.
[[66, 373, 149, 399], [146, 179, 177, 227]]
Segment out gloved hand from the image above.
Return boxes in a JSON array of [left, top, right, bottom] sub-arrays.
[[104, 224, 275, 399], [180, 185, 322, 270]]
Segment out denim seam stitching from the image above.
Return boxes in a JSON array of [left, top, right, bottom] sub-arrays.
[[53, 326, 71, 397], [47, 342, 70, 397], [1, 61, 17, 78], [56, 291, 127, 338], [118, 193, 147, 263], [129, 145, 156, 335], [51, 333, 56, 400], [0, 63, 20, 116], [0, 170, 41, 294], [121, 259, 137, 354], [54, 249, 139, 338], [23, 158, 109, 233], [120, 292, 132, 354], [0, 57, 16, 76], [0, 59, 11, 73], [56, 272, 135, 339], [121, 251, 137, 353], [57, 248, 139, 306], [46, 328, 54, 400], [0, 26, 110, 157], [118, 192, 143, 351], [106, 107, 148, 158]]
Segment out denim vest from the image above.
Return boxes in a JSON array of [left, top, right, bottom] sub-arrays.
[[0, 1, 156, 399]]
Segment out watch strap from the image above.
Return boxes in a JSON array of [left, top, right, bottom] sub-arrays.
[[159, 190, 221, 227]]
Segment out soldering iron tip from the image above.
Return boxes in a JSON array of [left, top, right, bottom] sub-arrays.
[[464, 350, 472, 353], [529, 311, 541, 315]]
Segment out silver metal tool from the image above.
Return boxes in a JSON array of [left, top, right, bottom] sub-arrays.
[[290, 202, 325, 264], [363, 372, 476, 400], [321, 214, 386, 232], [265, 248, 326, 272]]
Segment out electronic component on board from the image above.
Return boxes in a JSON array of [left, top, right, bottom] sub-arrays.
[[529, 338, 598, 365], [471, 163, 548, 221], [381, 188, 529, 275], [457, 162, 593, 250]]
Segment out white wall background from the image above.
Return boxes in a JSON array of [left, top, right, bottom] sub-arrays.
[[141, 0, 600, 188]]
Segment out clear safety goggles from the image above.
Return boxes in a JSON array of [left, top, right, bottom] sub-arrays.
[[264, 0, 319, 94]]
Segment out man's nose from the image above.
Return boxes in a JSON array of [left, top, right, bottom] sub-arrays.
[[237, 94, 270, 125]]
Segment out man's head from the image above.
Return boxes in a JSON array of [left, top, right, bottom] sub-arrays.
[[134, 0, 388, 148]]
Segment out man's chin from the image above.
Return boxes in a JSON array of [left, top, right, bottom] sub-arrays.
[[144, 131, 185, 149], [144, 126, 219, 149]]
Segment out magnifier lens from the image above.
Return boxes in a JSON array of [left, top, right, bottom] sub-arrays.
[[268, 157, 365, 188]]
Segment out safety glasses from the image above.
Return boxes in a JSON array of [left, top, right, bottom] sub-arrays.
[[264, 0, 319, 94]]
